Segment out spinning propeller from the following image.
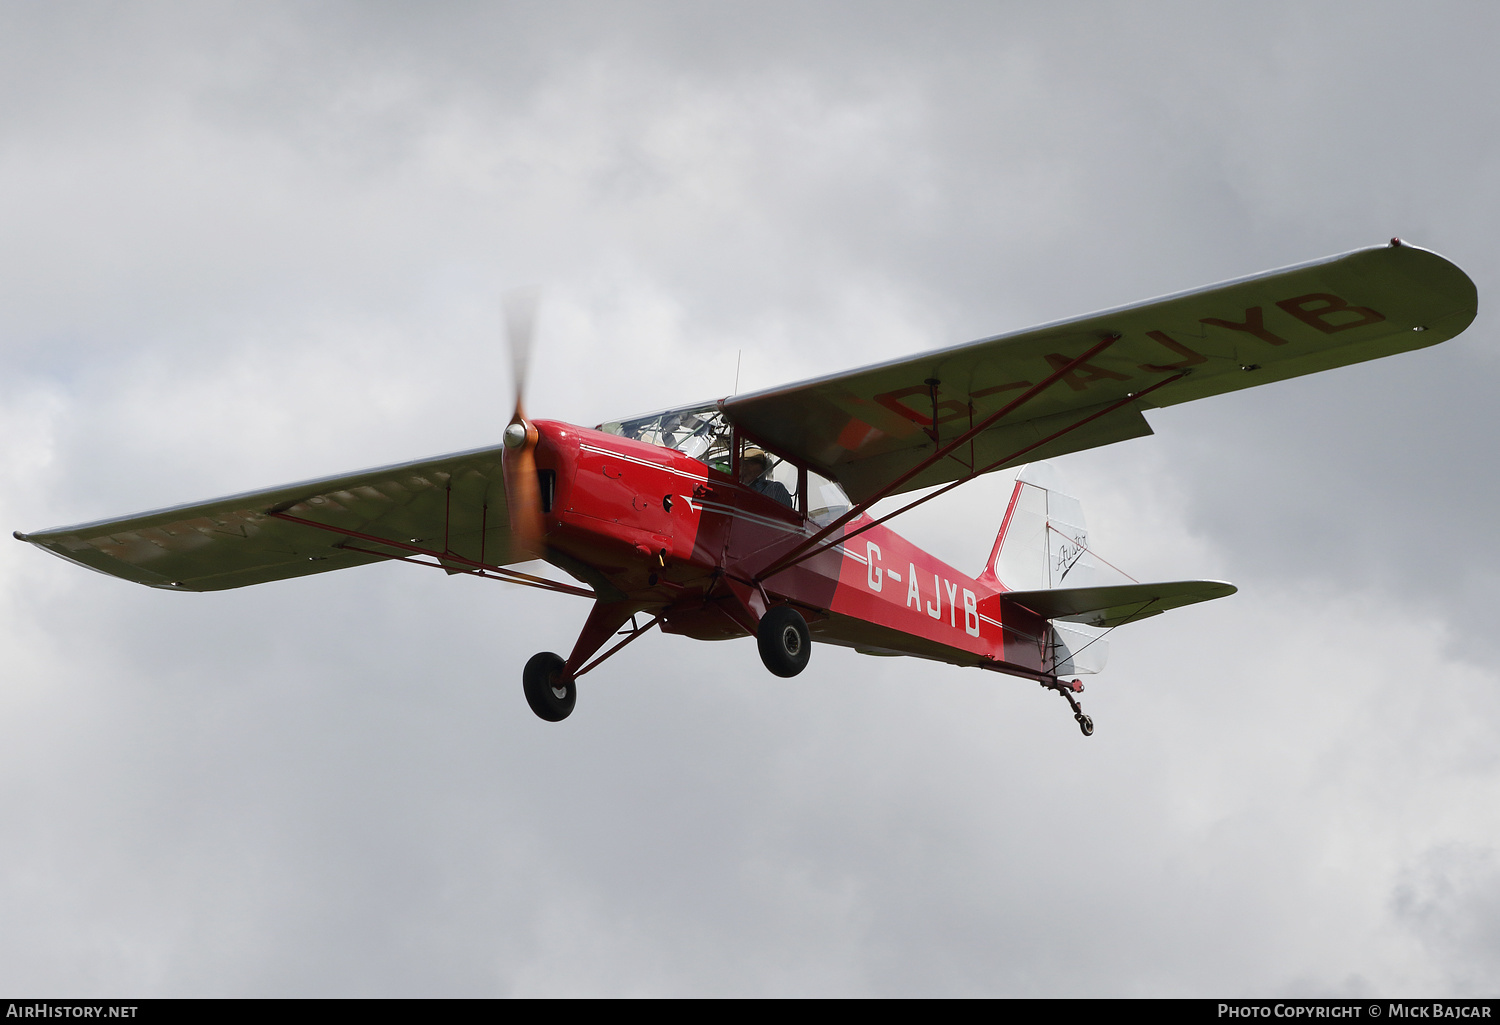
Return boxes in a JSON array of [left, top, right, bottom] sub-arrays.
[[501, 288, 545, 557]]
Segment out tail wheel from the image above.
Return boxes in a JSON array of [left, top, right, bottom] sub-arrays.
[[523, 651, 575, 721], [1042, 677, 1096, 738], [757, 606, 811, 678]]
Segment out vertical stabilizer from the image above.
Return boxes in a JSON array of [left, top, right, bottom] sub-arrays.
[[980, 463, 1110, 674], [980, 462, 1096, 591]]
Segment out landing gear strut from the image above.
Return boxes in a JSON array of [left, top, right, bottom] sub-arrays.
[[522, 601, 663, 722], [523, 651, 576, 721], [1042, 677, 1093, 737]]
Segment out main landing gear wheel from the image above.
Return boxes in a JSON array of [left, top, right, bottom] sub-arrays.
[[523, 651, 576, 722], [1076, 713, 1094, 737], [757, 605, 811, 678]]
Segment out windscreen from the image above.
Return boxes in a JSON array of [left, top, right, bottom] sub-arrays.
[[598, 403, 733, 474]]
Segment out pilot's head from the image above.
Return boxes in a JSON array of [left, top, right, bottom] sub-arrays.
[[740, 449, 769, 485]]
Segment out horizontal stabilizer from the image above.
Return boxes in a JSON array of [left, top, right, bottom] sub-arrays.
[[1001, 579, 1236, 628]]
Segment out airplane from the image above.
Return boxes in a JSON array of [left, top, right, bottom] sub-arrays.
[[13, 239, 1477, 736]]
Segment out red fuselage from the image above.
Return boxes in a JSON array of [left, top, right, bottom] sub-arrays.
[[525, 420, 1051, 681]]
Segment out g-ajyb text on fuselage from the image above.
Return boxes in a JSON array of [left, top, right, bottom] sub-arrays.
[[15, 240, 1477, 735]]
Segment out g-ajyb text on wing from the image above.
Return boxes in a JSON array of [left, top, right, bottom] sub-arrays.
[[722, 240, 1476, 504]]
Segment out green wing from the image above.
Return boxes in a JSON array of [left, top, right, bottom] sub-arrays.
[[723, 241, 1476, 504], [16, 445, 517, 591]]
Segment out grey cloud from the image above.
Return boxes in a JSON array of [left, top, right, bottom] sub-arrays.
[[2, 0, 1498, 997], [1394, 845, 1500, 995]]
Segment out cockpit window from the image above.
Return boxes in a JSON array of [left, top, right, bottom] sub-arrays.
[[598, 403, 734, 474], [599, 403, 852, 524], [807, 469, 851, 526]]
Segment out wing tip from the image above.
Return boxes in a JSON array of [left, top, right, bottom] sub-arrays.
[[12, 530, 29, 542]]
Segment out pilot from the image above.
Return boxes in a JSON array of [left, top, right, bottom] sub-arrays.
[[740, 449, 793, 508]]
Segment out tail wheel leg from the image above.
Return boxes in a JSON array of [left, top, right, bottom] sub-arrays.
[[523, 651, 576, 722], [1042, 677, 1093, 737]]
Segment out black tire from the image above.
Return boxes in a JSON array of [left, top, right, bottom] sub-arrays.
[[757, 606, 811, 678], [523, 651, 576, 721], [1076, 713, 1094, 737]]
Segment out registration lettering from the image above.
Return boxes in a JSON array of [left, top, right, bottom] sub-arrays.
[[866, 547, 981, 639], [1276, 293, 1386, 334], [870, 290, 1389, 412], [1138, 330, 1207, 372], [1200, 305, 1290, 346]]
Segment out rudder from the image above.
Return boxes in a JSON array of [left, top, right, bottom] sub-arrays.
[[979, 462, 1108, 675], [979, 462, 1095, 592]]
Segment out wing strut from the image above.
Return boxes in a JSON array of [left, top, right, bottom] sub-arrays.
[[758, 366, 1186, 581], [751, 335, 1122, 580], [266, 510, 594, 598]]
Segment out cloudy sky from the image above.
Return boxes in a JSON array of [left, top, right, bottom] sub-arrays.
[[2, 1, 1497, 997]]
